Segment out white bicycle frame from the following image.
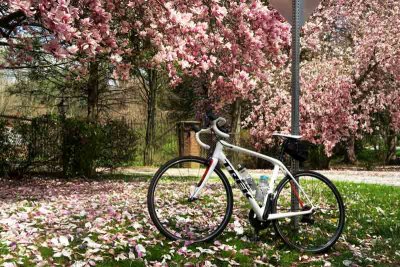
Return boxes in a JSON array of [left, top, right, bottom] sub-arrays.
[[190, 118, 315, 221]]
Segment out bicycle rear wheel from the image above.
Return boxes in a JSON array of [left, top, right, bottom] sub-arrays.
[[147, 156, 233, 243], [272, 171, 345, 253]]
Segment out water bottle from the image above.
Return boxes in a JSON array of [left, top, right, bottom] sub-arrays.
[[237, 165, 256, 192], [256, 175, 269, 203]]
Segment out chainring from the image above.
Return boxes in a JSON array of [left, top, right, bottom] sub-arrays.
[[248, 209, 271, 231]]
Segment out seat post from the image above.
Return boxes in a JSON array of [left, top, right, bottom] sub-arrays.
[[279, 139, 289, 162]]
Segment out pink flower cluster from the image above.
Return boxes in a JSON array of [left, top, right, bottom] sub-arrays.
[[143, 0, 290, 105], [247, 0, 400, 155]]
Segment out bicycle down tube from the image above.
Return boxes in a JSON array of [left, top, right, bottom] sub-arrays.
[[190, 140, 315, 221]]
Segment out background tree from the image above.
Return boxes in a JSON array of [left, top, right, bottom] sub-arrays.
[[246, 0, 400, 165], [3, 0, 398, 171]]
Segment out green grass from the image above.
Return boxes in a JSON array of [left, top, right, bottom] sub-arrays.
[[1, 178, 398, 267], [332, 182, 400, 266], [0, 242, 9, 255], [101, 181, 399, 266]]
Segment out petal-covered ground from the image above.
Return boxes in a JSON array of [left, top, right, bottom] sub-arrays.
[[0, 176, 399, 266]]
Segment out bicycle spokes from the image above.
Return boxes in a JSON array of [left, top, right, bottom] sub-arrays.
[[274, 172, 345, 253], [148, 157, 233, 242]]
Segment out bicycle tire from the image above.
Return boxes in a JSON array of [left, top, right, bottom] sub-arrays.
[[147, 156, 233, 243], [272, 171, 345, 253]]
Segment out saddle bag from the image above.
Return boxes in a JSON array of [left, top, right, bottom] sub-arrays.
[[283, 139, 309, 162]]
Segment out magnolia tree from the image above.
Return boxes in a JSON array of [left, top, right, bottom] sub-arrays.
[[128, 0, 291, 163], [133, 0, 290, 109], [2, 0, 290, 164], [246, 0, 400, 162], [1, 0, 138, 120], [4, 0, 398, 164], [2, 0, 290, 96], [1, 0, 126, 67], [247, 59, 356, 154]]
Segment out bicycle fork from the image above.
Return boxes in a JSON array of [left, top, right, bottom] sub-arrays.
[[189, 158, 218, 200]]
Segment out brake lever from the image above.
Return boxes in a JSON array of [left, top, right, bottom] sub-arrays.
[[214, 117, 227, 131], [206, 110, 218, 121], [218, 125, 230, 134]]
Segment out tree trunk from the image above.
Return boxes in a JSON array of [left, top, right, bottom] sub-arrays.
[[309, 145, 331, 169], [87, 62, 99, 122], [230, 99, 242, 166], [143, 69, 157, 166], [386, 130, 397, 164], [344, 136, 357, 164]]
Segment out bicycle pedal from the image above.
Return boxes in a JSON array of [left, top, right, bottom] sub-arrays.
[[249, 232, 260, 242], [187, 197, 199, 202]]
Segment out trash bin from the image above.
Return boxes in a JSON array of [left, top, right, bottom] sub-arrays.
[[177, 121, 201, 168]]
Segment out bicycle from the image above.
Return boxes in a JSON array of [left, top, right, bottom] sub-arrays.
[[147, 112, 345, 253]]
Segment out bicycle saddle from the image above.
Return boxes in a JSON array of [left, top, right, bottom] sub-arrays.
[[272, 132, 302, 140]]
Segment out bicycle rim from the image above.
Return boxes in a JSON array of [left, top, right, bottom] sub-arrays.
[[273, 171, 345, 253], [147, 156, 233, 243]]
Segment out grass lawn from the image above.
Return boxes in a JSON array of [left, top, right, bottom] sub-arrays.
[[0, 176, 399, 266]]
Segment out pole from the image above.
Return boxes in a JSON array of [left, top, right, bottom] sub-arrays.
[[290, 0, 303, 226], [291, 1, 302, 136]]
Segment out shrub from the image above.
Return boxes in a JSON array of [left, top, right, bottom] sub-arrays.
[[0, 116, 139, 178], [62, 118, 138, 177], [0, 119, 32, 177], [62, 119, 102, 177], [98, 120, 138, 170], [0, 119, 11, 176]]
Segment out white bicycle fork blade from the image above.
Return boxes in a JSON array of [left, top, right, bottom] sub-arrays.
[[190, 158, 218, 199]]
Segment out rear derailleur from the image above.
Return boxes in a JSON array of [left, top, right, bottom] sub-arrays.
[[300, 205, 315, 224]]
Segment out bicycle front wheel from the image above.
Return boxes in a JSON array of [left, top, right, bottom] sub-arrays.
[[147, 156, 233, 243], [273, 171, 345, 253]]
